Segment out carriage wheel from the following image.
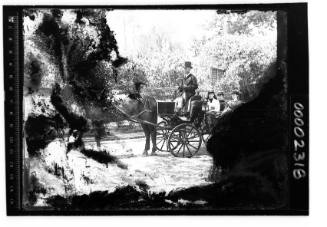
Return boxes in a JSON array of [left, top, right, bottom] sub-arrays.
[[156, 121, 170, 152], [202, 134, 211, 148], [167, 123, 202, 158]]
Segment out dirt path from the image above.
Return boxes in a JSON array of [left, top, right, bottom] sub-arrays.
[[30, 136, 213, 206], [77, 137, 213, 193]]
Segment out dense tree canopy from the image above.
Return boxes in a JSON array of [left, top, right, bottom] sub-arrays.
[[190, 10, 276, 100], [116, 10, 277, 101], [25, 9, 277, 105], [25, 9, 127, 109]]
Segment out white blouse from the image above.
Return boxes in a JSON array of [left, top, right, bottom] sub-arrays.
[[207, 98, 220, 112]]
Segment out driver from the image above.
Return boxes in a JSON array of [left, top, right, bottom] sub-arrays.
[[178, 61, 198, 115]]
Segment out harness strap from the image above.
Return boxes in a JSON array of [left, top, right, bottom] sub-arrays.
[[130, 108, 152, 119], [112, 104, 161, 128]]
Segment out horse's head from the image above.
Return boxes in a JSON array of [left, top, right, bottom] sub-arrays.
[[109, 90, 144, 117]]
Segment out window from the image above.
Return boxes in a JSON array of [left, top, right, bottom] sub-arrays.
[[210, 67, 218, 83]]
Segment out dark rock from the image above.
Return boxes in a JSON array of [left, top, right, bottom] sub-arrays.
[[207, 61, 287, 171], [206, 61, 288, 205], [27, 172, 47, 205], [50, 83, 89, 134], [24, 114, 65, 156]]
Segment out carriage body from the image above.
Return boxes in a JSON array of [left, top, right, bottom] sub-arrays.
[[155, 100, 211, 158], [157, 101, 176, 116]]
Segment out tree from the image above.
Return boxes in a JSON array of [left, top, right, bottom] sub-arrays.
[[26, 9, 127, 108], [126, 26, 185, 88], [24, 9, 130, 158], [190, 10, 277, 100]]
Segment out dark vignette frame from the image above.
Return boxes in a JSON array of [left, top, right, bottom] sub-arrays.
[[3, 3, 308, 215]]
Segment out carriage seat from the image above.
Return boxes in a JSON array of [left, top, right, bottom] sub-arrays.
[[187, 95, 202, 112], [188, 95, 203, 123], [174, 94, 202, 119]]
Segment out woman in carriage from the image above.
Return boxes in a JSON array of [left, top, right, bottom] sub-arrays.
[[205, 90, 222, 131]]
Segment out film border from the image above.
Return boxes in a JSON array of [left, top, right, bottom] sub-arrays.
[[3, 3, 308, 215], [4, 6, 24, 215]]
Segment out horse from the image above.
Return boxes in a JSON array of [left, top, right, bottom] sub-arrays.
[[111, 93, 158, 156], [52, 83, 158, 156]]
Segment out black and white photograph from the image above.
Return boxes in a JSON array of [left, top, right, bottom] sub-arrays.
[[3, 3, 309, 215]]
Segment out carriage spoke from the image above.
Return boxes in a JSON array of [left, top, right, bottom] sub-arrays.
[[169, 135, 180, 150], [175, 143, 183, 155], [156, 121, 169, 152], [186, 126, 194, 138], [159, 140, 165, 150], [156, 137, 164, 144], [170, 142, 178, 149], [156, 141, 164, 147], [186, 135, 199, 140], [156, 137, 164, 143], [187, 143, 198, 150], [182, 143, 186, 157], [187, 143, 196, 152], [185, 144, 193, 157], [187, 140, 200, 142]]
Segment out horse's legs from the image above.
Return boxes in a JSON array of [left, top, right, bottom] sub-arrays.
[[95, 136, 101, 150], [93, 127, 101, 151], [150, 126, 157, 155], [93, 120, 105, 151], [76, 132, 85, 150], [141, 124, 150, 156]]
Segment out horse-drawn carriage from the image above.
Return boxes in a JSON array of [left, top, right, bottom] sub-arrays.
[[155, 98, 211, 158], [112, 90, 220, 158]]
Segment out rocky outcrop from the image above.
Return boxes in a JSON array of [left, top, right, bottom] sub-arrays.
[[207, 61, 288, 205]]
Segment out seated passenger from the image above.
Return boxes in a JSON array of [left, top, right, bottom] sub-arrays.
[[227, 90, 243, 110], [205, 90, 221, 131], [216, 91, 226, 111], [206, 90, 220, 114]]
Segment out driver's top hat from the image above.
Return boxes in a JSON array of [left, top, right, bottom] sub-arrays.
[[184, 61, 192, 68]]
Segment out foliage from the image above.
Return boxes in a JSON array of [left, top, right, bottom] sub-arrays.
[[115, 61, 148, 92], [24, 9, 277, 110], [191, 10, 277, 100], [117, 10, 277, 101], [125, 27, 185, 88], [25, 9, 127, 109]]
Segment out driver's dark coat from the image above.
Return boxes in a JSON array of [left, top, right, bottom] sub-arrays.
[[180, 73, 198, 97]]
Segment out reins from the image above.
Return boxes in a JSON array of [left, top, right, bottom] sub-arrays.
[[112, 103, 166, 129]]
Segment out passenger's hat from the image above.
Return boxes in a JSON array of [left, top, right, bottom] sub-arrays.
[[217, 91, 224, 96], [184, 61, 192, 68], [208, 90, 215, 94]]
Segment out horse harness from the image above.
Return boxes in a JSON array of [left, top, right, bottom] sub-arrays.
[[112, 100, 157, 127]]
